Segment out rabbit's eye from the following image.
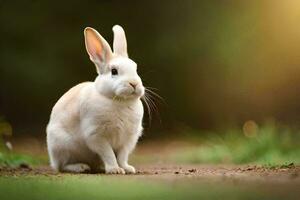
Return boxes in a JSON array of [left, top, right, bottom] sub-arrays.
[[111, 68, 118, 76]]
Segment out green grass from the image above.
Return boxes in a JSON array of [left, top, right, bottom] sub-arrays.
[[0, 140, 43, 167], [0, 151, 40, 167], [0, 175, 298, 200], [0, 118, 42, 167], [172, 124, 300, 165]]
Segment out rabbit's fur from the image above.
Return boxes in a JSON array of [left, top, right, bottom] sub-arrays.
[[46, 25, 144, 174]]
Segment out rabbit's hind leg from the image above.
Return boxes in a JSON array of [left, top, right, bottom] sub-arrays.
[[61, 163, 91, 173], [47, 127, 92, 173], [49, 146, 92, 173]]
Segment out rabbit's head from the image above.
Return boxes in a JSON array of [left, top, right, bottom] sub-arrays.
[[84, 25, 144, 100]]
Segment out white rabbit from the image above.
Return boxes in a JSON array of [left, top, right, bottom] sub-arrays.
[[46, 25, 144, 174]]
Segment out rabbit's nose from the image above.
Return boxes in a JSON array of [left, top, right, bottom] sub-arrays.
[[129, 82, 137, 89]]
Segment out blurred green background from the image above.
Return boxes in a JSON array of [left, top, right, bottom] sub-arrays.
[[1, 0, 300, 136], [1, 3, 300, 200]]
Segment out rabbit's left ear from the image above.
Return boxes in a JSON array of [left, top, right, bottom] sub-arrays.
[[112, 25, 128, 57]]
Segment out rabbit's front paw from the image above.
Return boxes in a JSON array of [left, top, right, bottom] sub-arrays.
[[105, 166, 125, 174], [122, 165, 136, 174]]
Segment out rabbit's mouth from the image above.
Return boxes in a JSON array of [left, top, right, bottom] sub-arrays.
[[115, 85, 144, 99], [130, 87, 144, 98], [114, 88, 144, 100], [112, 94, 140, 101], [121, 92, 143, 100]]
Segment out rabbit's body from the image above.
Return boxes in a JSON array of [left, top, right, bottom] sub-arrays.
[[47, 82, 143, 173], [47, 25, 145, 174]]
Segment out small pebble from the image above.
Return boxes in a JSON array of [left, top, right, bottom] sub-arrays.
[[19, 163, 31, 169], [6, 141, 13, 151], [188, 168, 197, 173]]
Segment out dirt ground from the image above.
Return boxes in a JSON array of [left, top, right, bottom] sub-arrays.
[[1, 163, 299, 183], [1, 137, 300, 199], [1, 164, 299, 200], [1, 136, 300, 186]]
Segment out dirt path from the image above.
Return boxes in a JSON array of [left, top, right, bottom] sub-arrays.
[[2, 137, 300, 199], [1, 164, 299, 200], [1, 163, 299, 184]]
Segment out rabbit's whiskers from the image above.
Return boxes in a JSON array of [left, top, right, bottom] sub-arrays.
[[141, 87, 163, 125]]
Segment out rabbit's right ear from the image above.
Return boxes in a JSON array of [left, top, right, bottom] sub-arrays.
[[84, 27, 113, 74]]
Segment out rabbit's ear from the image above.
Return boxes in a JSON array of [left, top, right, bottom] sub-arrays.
[[112, 25, 128, 57], [84, 27, 112, 73]]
